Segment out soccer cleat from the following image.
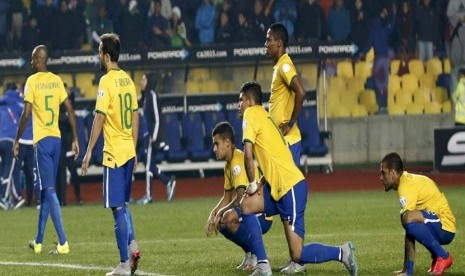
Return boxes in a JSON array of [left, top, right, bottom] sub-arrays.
[[249, 262, 272, 276], [128, 240, 141, 275], [28, 240, 42, 254], [431, 253, 453, 275], [49, 241, 69, 254], [0, 198, 9, 210], [280, 261, 306, 274], [237, 252, 257, 271], [106, 261, 131, 276], [427, 257, 437, 273], [136, 195, 153, 205], [166, 175, 176, 202], [341, 241, 358, 276], [14, 198, 26, 210]]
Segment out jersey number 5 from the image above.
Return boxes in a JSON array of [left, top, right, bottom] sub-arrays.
[[45, 95, 54, 127], [118, 93, 133, 129]]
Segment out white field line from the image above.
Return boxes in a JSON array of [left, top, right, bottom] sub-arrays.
[[0, 261, 171, 276]]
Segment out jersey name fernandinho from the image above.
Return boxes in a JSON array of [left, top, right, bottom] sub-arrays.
[[24, 72, 68, 145], [95, 69, 138, 168]]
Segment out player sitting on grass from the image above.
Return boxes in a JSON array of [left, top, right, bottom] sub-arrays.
[[380, 152, 455, 276], [205, 121, 273, 271]]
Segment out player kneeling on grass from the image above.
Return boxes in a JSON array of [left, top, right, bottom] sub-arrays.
[[205, 122, 273, 271], [238, 81, 358, 276], [380, 152, 456, 276]]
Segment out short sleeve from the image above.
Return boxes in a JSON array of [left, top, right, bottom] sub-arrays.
[[279, 62, 297, 87], [24, 79, 34, 104], [398, 185, 419, 214], [95, 80, 109, 115], [242, 109, 256, 144]]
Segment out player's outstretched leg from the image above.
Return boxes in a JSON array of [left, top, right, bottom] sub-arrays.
[[166, 175, 176, 202], [341, 242, 358, 276]]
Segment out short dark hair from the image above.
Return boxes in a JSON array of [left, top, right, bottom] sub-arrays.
[[212, 121, 235, 145], [240, 81, 262, 104], [269, 23, 288, 47], [459, 68, 465, 76], [100, 33, 120, 62], [381, 152, 404, 173]]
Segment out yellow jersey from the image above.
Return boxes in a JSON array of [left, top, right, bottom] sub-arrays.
[[95, 69, 138, 168], [269, 53, 301, 145], [224, 148, 259, 191], [24, 72, 68, 145], [398, 171, 456, 233], [243, 105, 304, 200]]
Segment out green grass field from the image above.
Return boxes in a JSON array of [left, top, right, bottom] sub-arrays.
[[0, 187, 463, 276]]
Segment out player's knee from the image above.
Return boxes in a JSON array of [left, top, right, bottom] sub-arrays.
[[222, 210, 239, 230]]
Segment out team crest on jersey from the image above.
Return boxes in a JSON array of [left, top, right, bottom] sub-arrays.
[[97, 89, 104, 98], [282, 63, 291, 73], [242, 119, 247, 130], [399, 196, 407, 208], [233, 165, 241, 176]]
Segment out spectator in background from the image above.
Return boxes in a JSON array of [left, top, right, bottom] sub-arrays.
[[415, 0, 438, 62], [0, 1, 8, 52], [36, 0, 59, 48], [120, 0, 144, 50], [160, 0, 173, 20], [84, 0, 101, 46], [362, 4, 396, 112], [195, 0, 215, 45], [109, 0, 128, 36], [447, 0, 465, 93], [350, 0, 370, 51], [273, 0, 298, 43], [327, 0, 350, 42], [452, 68, 465, 126], [236, 11, 252, 44], [53, 0, 79, 51], [215, 11, 233, 44], [296, 0, 326, 43], [250, 0, 271, 44], [56, 83, 82, 206], [8, 0, 28, 51], [215, 0, 235, 31], [320, 0, 335, 19], [168, 6, 189, 47], [145, 0, 170, 48], [91, 5, 113, 48], [396, 0, 416, 58], [20, 16, 41, 52]]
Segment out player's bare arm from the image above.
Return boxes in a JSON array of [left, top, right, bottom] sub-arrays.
[[205, 190, 233, 237], [63, 98, 79, 160], [13, 102, 32, 159], [280, 76, 305, 135], [213, 186, 246, 231], [81, 112, 105, 175]]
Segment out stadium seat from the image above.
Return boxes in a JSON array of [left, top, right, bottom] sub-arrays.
[[337, 60, 354, 79], [76, 72, 97, 98], [354, 60, 372, 80], [163, 113, 188, 162], [204, 110, 225, 152], [359, 89, 379, 115], [388, 75, 402, 106], [405, 102, 424, 115], [401, 73, 419, 93], [426, 58, 443, 78], [413, 88, 432, 104], [182, 112, 211, 161], [408, 59, 425, 79], [298, 106, 329, 157], [298, 63, 318, 90], [443, 58, 451, 74], [346, 76, 365, 95], [58, 73, 74, 87], [190, 68, 211, 82], [424, 102, 442, 114], [395, 89, 414, 108], [390, 59, 401, 75], [227, 111, 243, 150], [332, 105, 351, 118], [203, 80, 220, 93], [351, 104, 368, 117], [432, 87, 448, 104], [388, 102, 405, 115], [187, 80, 201, 94], [443, 100, 452, 113], [420, 73, 436, 89], [328, 76, 347, 92]]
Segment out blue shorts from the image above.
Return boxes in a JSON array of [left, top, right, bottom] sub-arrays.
[[421, 210, 455, 245], [33, 137, 61, 191], [263, 180, 308, 238], [289, 141, 301, 167], [235, 208, 273, 235], [103, 158, 135, 208]]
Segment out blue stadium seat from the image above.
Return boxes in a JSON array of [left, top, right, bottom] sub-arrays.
[[204, 110, 225, 152], [162, 113, 188, 162], [436, 73, 451, 95], [182, 112, 211, 161], [298, 106, 329, 156], [227, 110, 243, 150]]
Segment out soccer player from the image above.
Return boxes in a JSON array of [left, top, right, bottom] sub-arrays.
[[81, 33, 141, 276], [265, 22, 305, 166], [13, 45, 79, 254], [380, 152, 456, 276], [205, 121, 273, 271], [238, 81, 357, 276], [136, 72, 176, 204]]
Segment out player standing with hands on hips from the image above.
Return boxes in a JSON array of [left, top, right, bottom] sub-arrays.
[[13, 45, 79, 254], [81, 33, 141, 276]]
